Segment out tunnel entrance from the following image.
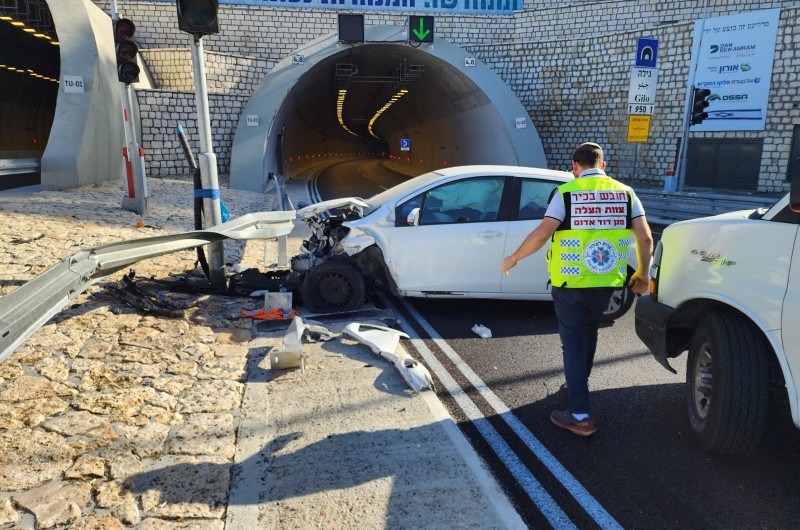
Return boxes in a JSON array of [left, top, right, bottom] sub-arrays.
[[0, 0, 60, 190], [230, 25, 546, 193]]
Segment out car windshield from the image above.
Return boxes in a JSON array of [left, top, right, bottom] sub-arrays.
[[363, 170, 444, 215]]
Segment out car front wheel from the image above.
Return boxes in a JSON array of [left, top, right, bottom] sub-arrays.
[[686, 310, 769, 455], [300, 260, 366, 313]]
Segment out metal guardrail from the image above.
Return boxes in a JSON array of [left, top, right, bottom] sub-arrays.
[[0, 158, 40, 176], [636, 188, 782, 225], [0, 211, 296, 364]]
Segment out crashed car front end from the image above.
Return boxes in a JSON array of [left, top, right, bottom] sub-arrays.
[[292, 198, 394, 312]]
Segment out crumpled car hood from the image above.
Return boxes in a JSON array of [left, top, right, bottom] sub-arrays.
[[297, 197, 370, 219]]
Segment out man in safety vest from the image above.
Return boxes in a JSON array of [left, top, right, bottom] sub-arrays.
[[502, 142, 653, 437]]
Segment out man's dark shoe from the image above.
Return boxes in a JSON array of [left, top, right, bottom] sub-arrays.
[[549, 409, 597, 437]]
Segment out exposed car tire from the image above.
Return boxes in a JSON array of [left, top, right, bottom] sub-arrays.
[[686, 310, 769, 455], [600, 266, 636, 322], [601, 283, 635, 322], [301, 260, 366, 313]]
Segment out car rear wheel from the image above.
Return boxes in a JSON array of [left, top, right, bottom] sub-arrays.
[[301, 260, 366, 313], [686, 310, 769, 455]]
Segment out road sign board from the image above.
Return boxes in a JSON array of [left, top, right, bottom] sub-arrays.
[[409, 16, 434, 43], [400, 138, 411, 151], [628, 67, 658, 105], [636, 38, 659, 68], [628, 104, 655, 115], [627, 115, 651, 143]]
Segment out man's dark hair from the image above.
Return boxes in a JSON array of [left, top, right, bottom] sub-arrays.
[[572, 142, 604, 168]]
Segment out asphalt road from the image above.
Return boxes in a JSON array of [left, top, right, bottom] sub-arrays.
[[390, 296, 800, 529], [315, 159, 800, 529]]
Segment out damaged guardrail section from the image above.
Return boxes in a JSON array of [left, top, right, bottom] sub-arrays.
[[0, 211, 295, 364]]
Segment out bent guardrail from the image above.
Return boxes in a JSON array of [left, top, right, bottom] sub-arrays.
[[0, 211, 295, 364]]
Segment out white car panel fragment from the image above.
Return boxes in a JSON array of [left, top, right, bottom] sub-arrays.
[[343, 322, 434, 393]]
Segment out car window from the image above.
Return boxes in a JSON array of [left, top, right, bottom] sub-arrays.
[[414, 177, 505, 225], [517, 179, 560, 220]]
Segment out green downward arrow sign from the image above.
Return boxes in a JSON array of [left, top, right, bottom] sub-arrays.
[[412, 18, 430, 41]]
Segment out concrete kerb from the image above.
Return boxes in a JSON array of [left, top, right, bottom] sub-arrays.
[[227, 176, 525, 528]]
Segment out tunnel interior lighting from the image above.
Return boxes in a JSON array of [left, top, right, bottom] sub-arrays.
[[0, 64, 56, 84], [1, 14, 59, 45], [336, 88, 359, 137], [368, 88, 408, 139]]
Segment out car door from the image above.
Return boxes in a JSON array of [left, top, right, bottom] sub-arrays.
[[386, 175, 509, 294], [501, 177, 561, 295]]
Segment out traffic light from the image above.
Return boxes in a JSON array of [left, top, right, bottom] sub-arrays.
[[691, 88, 711, 126], [113, 18, 139, 85], [409, 16, 434, 44], [176, 0, 219, 36]]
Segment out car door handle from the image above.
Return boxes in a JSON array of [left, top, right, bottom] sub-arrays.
[[478, 231, 503, 239]]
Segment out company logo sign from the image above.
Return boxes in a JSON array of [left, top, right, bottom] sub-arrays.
[[710, 43, 757, 54], [583, 240, 618, 275], [707, 93, 749, 101], [716, 63, 751, 74]]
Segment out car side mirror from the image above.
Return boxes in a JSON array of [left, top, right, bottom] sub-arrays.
[[406, 207, 420, 226]]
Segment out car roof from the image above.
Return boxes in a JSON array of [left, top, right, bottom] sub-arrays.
[[431, 165, 573, 182]]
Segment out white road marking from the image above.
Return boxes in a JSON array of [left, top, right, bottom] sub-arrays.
[[381, 294, 577, 529], [393, 295, 623, 530]]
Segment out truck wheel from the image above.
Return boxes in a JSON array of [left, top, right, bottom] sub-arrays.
[[300, 260, 366, 313], [686, 311, 769, 455]]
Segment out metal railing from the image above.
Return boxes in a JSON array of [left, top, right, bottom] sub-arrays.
[[636, 188, 782, 226]]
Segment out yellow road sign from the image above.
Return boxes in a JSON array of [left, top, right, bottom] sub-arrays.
[[627, 115, 651, 143]]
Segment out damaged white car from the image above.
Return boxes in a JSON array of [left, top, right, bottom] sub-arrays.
[[291, 165, 637, 320]]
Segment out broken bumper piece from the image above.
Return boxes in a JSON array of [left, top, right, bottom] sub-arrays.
[[343, 322, 433, 393]]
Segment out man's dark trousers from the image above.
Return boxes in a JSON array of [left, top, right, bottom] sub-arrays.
[[551, 286, 616, 415]]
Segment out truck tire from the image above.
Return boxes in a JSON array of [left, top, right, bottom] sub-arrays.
[[300, 260, 366, 313], [686, 311, 769, 455]]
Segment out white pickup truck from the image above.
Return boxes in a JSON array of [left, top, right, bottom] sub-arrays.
[[635, 185, 800, 455]]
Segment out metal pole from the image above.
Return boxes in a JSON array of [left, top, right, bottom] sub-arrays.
[[111, 0, 148, 215], [676, 0, 709, 192], [189, 34, 226, 287]]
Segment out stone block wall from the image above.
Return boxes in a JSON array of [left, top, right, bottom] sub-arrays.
[[94, 0, 800, 191], [137, 91, 249, 177], [141, 49, 271, 94]]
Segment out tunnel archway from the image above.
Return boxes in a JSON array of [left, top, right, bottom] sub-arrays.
[[0, 0, 60, 189], [230, 25, 547, 193]]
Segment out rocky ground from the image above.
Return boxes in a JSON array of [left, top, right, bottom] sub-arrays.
[[0, 176, 275, 529]]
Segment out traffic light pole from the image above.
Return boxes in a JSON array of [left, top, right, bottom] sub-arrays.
[[111, 0, 148, 215], [189, 34, 226, 288], [675, 0, 709, 193]]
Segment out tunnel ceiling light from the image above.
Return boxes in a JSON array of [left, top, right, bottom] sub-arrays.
[[336, 88, 360, 137], [1, 14, 57, 43], [368, 88, 409, 139], [2, 63, 57, 85]]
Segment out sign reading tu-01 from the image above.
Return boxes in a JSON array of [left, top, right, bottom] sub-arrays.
[[409, 16, 434, 43]]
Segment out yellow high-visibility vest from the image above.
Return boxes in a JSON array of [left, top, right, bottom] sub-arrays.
[[548, 176, 633, 288]]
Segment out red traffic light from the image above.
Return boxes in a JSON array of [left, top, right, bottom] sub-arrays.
[[114, 18, 136, 41], [112, 18, 139, 84]]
